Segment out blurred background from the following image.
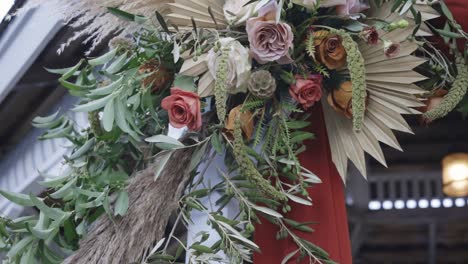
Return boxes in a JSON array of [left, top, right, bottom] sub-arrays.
[[0, 1, 467, 263]]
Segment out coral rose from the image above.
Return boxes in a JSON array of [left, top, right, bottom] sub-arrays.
[[161, 88, 202, 131], [246, 1, 294, 64], [289, 74, 323, 109], [314, 31, 347, 70]]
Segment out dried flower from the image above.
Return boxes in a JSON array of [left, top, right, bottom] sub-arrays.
[[138, 59, 173, 93], [384, 41, 401, 58], [246, 1, 294, 64], [327, 81, 370, 119], [208, 38, 252, 94], [361, 27, 379, 45], [289, 74, 323, 109], [314, 31, 347, 70], [247, 70, 277, 99], [109, 36, 135, 52], [161, 88, 202, 131], [224, 105, 254, 140]]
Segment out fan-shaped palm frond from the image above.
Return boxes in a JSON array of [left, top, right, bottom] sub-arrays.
[[323, 2, 439, 181]]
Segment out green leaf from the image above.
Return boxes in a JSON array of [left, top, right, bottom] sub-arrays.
[[7, 236, 35, 259], [173, 75, 197, 92], [29, 194, 70, 221], [76, 192, 105, 210], [251, 205, 283, 218], [27, 212, 55, 240], [189, 141, 208, 171], [281, 249, 299, 264], [155, 11, 170, 33], [32, 111, 60, 124], [88, 48, 118, 66], [191, 244, 214, 253], [39, 173, 71, 188], [106, 52, 128, 74], [59, 79, 95, 91], [69, 138, 95, 160], [145, 135, 185, 149], [433, 28, 463, 39], [19, 243, 36, 264], [153, 151, 173, 180], [88, 76, 123, 96], [286, 121, 310, 129], [0, 190, 33, 207], [107, 7, 135, 21], [285, 193, 312, 206], [60, 59, 85, 81], [103, 99, 115, 132], [72, 93, 116, 112], [290, 132, 315, 143], [50, 178, 77, 199], [114, 191, 129, 216], [439, 1, 454, 21], [210, 132, 224, 154]]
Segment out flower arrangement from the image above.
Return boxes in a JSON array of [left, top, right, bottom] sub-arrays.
[[1, 0, 467, 263]]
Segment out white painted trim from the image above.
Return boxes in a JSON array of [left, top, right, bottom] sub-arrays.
[[0, 6, 62, 103]]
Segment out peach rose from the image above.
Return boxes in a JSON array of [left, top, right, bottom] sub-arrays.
[[314, 31, 347, 70], [161, 88, 202, 131], [289, 74, 323, 109]]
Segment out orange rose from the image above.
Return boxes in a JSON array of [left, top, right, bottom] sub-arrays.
[[224, 105, 254, 140], [327, 81, 368, 118], [314, 31, 347, 70]]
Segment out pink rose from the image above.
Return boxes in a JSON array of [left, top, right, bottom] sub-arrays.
[[289, 74, 323, 109], [335, 0, 368, 16], [161, 88, 202, 131], [246, 1, 294, 64]]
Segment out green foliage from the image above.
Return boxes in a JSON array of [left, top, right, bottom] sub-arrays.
[[424, 56, 468, 122], [332, 29, 367, 132]]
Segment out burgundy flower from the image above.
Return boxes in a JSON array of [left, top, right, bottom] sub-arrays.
[[289, 74, 323, 109], [361, 27, 379, 45], [384, 41, 401, 58], [161, 88, 202, 131]]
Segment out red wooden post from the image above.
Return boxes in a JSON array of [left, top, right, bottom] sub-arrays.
[[254, 103, 352, 264]]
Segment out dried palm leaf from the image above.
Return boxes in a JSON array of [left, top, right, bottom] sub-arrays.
[[323, 2, 438, 181]]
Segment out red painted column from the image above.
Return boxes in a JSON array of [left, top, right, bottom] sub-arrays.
[[254, 103, 352, 264]]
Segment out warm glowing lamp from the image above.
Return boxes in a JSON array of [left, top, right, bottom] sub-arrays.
[[442, 153, 468, 197]]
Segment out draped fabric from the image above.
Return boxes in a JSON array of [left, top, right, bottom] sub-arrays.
[[253, 103, 352, 264]]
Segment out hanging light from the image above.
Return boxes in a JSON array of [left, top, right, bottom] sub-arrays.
[[442, 153, 468, 197]]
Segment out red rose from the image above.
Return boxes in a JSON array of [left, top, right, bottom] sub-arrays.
[[289, 74, 323, 109], [161, 88, 202, 131]]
